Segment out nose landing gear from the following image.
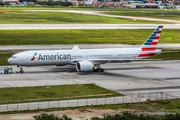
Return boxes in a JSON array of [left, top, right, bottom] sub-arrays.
[[18, 66, 24, 73], [93, 64, 104, 72], [20, 68, 24, 73]]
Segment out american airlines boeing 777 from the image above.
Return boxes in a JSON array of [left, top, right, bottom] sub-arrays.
[[8, 26, 163, 73]]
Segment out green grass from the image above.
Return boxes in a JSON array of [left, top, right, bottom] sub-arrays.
[[106, 12, 180, 21], [0, 29, 180, 45], [0, 84, 122, 103], [0, 53, 14, 66], [0, 10, 170, 24]]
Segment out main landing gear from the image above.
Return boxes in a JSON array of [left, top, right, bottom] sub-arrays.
[[93, 65, 104, 72], [18, 66, 24, 73]]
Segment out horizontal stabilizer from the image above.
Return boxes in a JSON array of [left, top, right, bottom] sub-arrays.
[[161, 51, 178, 53]]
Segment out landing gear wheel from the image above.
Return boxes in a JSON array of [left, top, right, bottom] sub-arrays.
[[101, 69, 104, 72], [19, 66, 24, 73], [4, 70, 8, 74], [93, 68, 104, 72]]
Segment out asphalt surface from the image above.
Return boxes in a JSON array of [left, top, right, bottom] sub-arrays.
[[0, 60, 180, 112], [1, 61, 180, 92], [1, 24, 180, 30], [1, 60, 180, 92]]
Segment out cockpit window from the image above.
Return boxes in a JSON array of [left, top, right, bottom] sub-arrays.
[[11, 56, 17, 59]]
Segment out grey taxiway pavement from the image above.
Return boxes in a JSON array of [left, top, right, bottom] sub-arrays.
[[0, 60, 180, 111], [1, 24, 180, 30], [1, 61, 180, 94]]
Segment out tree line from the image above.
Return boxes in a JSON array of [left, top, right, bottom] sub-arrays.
[[0, 1, 10, 5], [37, 1, 73, 6], [34, 112, 180, 120]]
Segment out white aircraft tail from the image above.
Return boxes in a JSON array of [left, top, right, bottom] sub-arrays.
[[141, 25, 163, 51], [138, 25, 163, 58]]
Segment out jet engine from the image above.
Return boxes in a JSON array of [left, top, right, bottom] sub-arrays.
[[76, 61, 93, 72]]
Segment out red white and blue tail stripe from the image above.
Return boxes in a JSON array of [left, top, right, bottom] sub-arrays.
[[141, 25, 163, 50], [138, 25, 163, 58]]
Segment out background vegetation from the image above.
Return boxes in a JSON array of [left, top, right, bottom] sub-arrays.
[[0, 10, 169, 24], [106, 12, 180, 21], [0, 1, 10, 6], [33, 112, 180, 120], [0, 53, 14, 65], [37, 1, 73, 6], [0, 6, 180, 11]]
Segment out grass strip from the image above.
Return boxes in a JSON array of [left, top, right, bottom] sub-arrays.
[[106, 12, 180, 21], [0, 53, 14, 66], [0, 29, 180, 45], [0, 10, 169, 24], [1, 100, 180, 114], [0, 84, 123, 103]]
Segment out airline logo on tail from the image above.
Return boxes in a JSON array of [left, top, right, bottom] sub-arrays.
[[139, 25, 163, 58], [141, 25, 163, 51], [31, 52, 37, 61]]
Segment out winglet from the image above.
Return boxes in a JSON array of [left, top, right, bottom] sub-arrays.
[[72, 45, 80, 50]]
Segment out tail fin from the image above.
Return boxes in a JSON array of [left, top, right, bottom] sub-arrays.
[[141, 25, 163, 51]]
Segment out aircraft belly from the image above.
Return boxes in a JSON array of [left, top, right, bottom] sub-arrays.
[[20, 60, 70, 66]]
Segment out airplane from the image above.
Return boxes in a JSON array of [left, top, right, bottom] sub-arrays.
[[8, 25, 163, 73]]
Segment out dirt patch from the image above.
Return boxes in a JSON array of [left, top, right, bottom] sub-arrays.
[[79, 109, 92, 113], [0, 109, 136, 120], [0, 10, 10, 13]]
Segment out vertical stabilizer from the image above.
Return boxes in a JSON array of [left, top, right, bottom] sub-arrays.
[[141, 25, 163, 51], [138, 26, 163, 58]]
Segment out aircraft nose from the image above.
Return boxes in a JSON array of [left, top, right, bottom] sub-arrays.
[[8, 58, 13, 64]]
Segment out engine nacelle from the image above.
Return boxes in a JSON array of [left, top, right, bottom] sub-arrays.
[[76, 61, 93, 72]]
